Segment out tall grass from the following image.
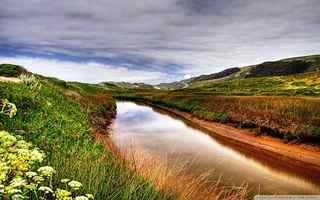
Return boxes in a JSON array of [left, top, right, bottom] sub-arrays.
[[0, 81, 172, 200], [113, 146, 248, 200]]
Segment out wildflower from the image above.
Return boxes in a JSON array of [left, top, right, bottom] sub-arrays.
[[39, 186, 54, 194], [0, 131, 17, 147], [15, 140, 31, 149], [9, 178, 27, 188], [75, 196, 89, 200], [56, 188, 72, 200], [6, 188, 22, 195], [86, 194, 94, 199], [37, 166, 55, 177], [68, 180, 82, 190], [32, 176, 44, 183], [25, 171, 37, 178], [0, 184, 4, 194], [61, 179, 70, 183], [11, 194, 24, 200], [30, 149, 44, 162], [8, 103, 17, 118]]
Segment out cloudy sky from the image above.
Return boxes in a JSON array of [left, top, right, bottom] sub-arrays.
[[0, 0, 319, 84]]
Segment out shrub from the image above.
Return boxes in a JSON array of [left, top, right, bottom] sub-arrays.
[[295, 124, 320, 140], [19, 74, 42, 92], [0, 64, 27, 77], [193, 109, 230, 123]]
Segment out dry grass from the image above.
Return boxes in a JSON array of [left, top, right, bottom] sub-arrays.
[[118, 146, 249, 200]]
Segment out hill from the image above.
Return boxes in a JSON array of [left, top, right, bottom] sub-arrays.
[[157, 54, 320, 90]]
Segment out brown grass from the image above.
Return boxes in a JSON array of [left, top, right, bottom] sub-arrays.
[[117, 146, 248, 200]]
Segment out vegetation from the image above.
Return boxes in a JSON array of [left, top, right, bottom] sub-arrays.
[[0, 64, 28, 77], [188, 71, 320, 96], [0, 74, 172, 200], [156, 54, 320, 90], [113, 89, 320, 143]]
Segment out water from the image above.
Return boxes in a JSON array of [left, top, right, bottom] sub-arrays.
[[111, 101, 320, 195]]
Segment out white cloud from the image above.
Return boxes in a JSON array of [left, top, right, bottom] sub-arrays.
[[0, 56, 170, 84]]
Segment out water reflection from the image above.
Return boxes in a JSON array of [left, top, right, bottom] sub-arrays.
[[111, 101, 320, 195]]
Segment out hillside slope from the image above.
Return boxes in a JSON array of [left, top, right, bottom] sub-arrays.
[[157, 54, 320, 90]]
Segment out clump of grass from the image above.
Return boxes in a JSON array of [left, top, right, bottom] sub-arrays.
[[193, 109, 230, 123], [295, 124, 320, 141]]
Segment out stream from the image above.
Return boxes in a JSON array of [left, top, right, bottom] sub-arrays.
[[111, 101, 320, 196]]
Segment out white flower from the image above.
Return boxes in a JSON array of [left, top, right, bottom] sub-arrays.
[[37, 166, 55, 177], [11, 194, 24, 200], [68, 180, 82, 190], [86, 194, 94, 199], [0, 184, 4, 194], [39, 186, 54, 194], [32, 175, 44, 183], [7, 188, 22, 195], [25, 171, 37, 178], [61, 178, 71, 183], [75, 196, 89, 200], [30, 149, 44, 162], [10, 178, 27, 188]]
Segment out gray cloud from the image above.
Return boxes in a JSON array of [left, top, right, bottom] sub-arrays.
[[0, 0, 319, 83]]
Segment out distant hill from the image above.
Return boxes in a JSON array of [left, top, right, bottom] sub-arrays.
[[156, 54, 320, 89]]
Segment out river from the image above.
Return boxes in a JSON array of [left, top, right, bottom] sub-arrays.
[[111, 101, 320, 196]]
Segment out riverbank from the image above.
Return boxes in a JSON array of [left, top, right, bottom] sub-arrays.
[[0, 74, 173, 200], [114, 97, 320, 181]]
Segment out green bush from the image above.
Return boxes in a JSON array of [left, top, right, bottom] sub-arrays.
[[0, 64, 27, 77], [193, 109, 230, 123]]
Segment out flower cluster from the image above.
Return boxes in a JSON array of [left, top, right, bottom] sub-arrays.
[[0, 131, 94, 200], [19, 73, 42, 92], [0, 99, 17, 118]]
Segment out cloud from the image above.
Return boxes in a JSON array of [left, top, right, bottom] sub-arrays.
[[0, 0, 319, 83], [0, 56, 171, 84]]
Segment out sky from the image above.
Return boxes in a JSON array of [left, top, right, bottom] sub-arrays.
[[0, 0, 319, 84]]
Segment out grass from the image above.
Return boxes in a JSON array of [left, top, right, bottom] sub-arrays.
[[188, 71, 320, 96], [113, 89, 320, 143], [0, 79, 173, 199]]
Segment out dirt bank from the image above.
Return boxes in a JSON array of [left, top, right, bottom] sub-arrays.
[[136, 101, 320, 180]]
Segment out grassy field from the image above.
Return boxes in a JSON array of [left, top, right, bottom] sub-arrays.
[[188, 71, 320, 96], [0, 75, 173, 199], [0, 65, 247, 200]]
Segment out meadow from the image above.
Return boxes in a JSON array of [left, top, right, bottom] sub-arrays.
[[0, 74, 172, 200]]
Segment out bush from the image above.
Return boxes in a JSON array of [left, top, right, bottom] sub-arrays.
[[295, 124, 320, 141], [0, 64, 28, 77], [193, 109, 230, 123]]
